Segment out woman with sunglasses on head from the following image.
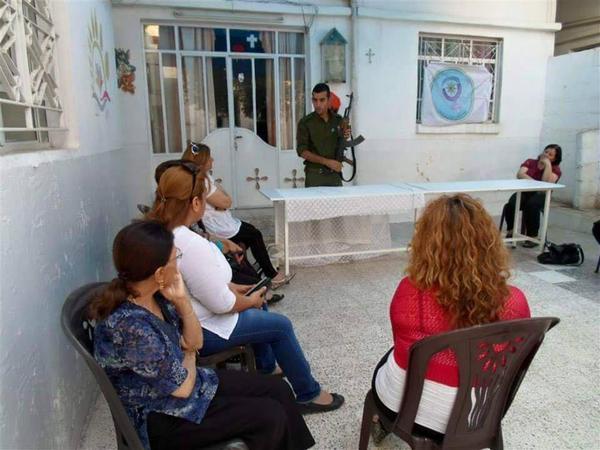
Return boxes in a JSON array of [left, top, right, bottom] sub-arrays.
[[89, 220, 314, 450], [145, 163, 344, 414], [369, 194, 530, 443], [182, 142, 294, 289], [153, 159, 283, 303]]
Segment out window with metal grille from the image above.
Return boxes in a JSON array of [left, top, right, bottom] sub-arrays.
[[0, 0, 63, 148], [417, 34, 502, 123]]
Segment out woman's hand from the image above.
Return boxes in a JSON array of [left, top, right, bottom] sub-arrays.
[[248, 288, 267, 308], [230, 283, 252, 295], [160, 270, 189, 308], [221, 239, 243, 254]]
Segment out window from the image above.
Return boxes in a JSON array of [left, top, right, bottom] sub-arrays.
[[143, 25, 306, 154], [417, 34, 502, 123], [0, 0, 63, 147]]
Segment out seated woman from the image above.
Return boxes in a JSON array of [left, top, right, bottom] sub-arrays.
[[153, 159, 282, 303], [88, 220, 314, 450], [181, 142, 293, 289], [145, 163, 344, 414], [504, 144, 562, 247], [372, 194, 531, 439]]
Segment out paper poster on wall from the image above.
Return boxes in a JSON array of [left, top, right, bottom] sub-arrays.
[[88, 10, 111, 111], [421, 62, 492, 126], [115, 48, 136, 94]]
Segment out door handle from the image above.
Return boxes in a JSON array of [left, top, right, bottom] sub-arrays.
[[235, 135, 243, 140]]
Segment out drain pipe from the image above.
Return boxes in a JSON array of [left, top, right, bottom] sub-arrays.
[[350, 0, 359, 185]]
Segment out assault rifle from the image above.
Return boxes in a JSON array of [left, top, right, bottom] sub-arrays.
[[335, 92, 365, 182]]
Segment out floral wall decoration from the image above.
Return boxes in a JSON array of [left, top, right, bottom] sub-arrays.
[[115, 48, 136, 94], [88, 10, 111, 111]]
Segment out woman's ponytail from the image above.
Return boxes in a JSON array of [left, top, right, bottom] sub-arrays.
[[87, 277, 137, 321]]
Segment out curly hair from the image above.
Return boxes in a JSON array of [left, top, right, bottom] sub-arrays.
[[407, 194, 511, 328]]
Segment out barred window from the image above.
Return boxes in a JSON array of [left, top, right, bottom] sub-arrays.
[[0, 0, 63, 148], [417, 34, 502, 123]]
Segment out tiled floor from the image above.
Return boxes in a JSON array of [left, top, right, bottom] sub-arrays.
[[81, 222, 600, 450]]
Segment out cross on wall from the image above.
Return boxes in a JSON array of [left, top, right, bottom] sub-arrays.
[[246, 34, 258, 49], [365, 48, 375, 64]]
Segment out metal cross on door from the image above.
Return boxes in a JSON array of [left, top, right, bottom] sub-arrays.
[[283, 169, 305, 188], [246, 168, 268, 190]]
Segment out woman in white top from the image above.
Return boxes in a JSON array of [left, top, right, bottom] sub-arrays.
[[182, 143, 293, 288], [145, 161, 344, 414]]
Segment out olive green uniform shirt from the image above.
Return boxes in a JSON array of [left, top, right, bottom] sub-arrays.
[[296, 112, 343, 187]]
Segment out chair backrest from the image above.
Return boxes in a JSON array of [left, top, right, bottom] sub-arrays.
[[61, 282, 145, 450], [394, 317, 560, 450]]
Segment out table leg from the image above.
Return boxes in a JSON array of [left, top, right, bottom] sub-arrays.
[[274, 201, 280, 248], [283, 204, 289, 276], [512, 191, 521, 248], [539, 189, 552, 247]]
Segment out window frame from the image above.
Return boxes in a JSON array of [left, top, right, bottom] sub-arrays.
[[416, 33, 503, 124], [0, 0, 64, 151], [141, 22, 307, 154]]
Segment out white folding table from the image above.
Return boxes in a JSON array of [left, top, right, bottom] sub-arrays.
[[260, 184, 425, 275], [261, 179, 564, 274], [395, 179, 564, 248]]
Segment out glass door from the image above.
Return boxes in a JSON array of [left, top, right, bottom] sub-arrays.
[[230, 56, 278, 207]]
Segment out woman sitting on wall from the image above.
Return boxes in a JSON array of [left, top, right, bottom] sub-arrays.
[[88, 220, 314, 450], [504, 144, 562, 247], [181, 142, 294, 289], [371, 194, 531, 440], [145, 163, 344, 414]]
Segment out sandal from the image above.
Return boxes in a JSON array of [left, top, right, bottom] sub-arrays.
[[271, 273, 296, 290], [297, 393, 345, 415], [266, 293, 284, 305]]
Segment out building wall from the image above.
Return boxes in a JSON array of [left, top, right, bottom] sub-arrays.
[[0, 1, 149, 449], [353, 22, 556, 213], [357, 0, 557, 24], [113, 1, 558, 214], [540, 48, 600, 206], [555, 0, 600, 55]]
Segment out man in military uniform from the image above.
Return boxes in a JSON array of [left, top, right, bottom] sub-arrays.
[[296, 83, 351, 187]]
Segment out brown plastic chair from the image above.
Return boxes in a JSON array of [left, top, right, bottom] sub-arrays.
[[359, 317, 560, 450], [61, 282, 249, 450]]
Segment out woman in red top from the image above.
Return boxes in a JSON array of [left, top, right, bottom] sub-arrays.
[[504, 144, 562, 247], [371, 194, 530, 440]]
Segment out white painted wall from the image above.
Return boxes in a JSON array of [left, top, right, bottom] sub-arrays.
[[358, 0, 557, 23], [540, 48, 600, 206], [0, 1, 150, 449], [353, 18, 556, 213]]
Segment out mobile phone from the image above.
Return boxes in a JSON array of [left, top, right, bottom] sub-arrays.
[[245, 277, 271, 296]]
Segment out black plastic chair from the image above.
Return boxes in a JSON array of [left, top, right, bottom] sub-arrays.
[[359, 317, 560, 450], [61, 282, 248, 450]]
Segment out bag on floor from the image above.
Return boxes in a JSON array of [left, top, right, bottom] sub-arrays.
[[537, 241, 584, 266]]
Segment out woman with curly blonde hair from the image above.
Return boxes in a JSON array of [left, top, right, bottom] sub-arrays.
[[371, 193, 530, 439]]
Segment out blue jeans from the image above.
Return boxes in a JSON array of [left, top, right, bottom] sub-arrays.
[[200, 307, 321, 403]]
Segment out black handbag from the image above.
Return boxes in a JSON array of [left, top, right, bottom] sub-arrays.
[[537, 241, 585, 266]]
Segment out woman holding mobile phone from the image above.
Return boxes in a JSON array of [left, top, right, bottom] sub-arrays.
[[145, 163, 344, 414]]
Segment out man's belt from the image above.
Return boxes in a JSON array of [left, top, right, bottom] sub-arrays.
[[305, 165, 338, 175]]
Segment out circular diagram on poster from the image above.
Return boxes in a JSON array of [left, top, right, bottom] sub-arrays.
[[431, 68, 474, 121]]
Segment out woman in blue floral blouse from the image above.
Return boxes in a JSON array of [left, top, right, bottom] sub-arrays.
[[89, 220, 314, 450]]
